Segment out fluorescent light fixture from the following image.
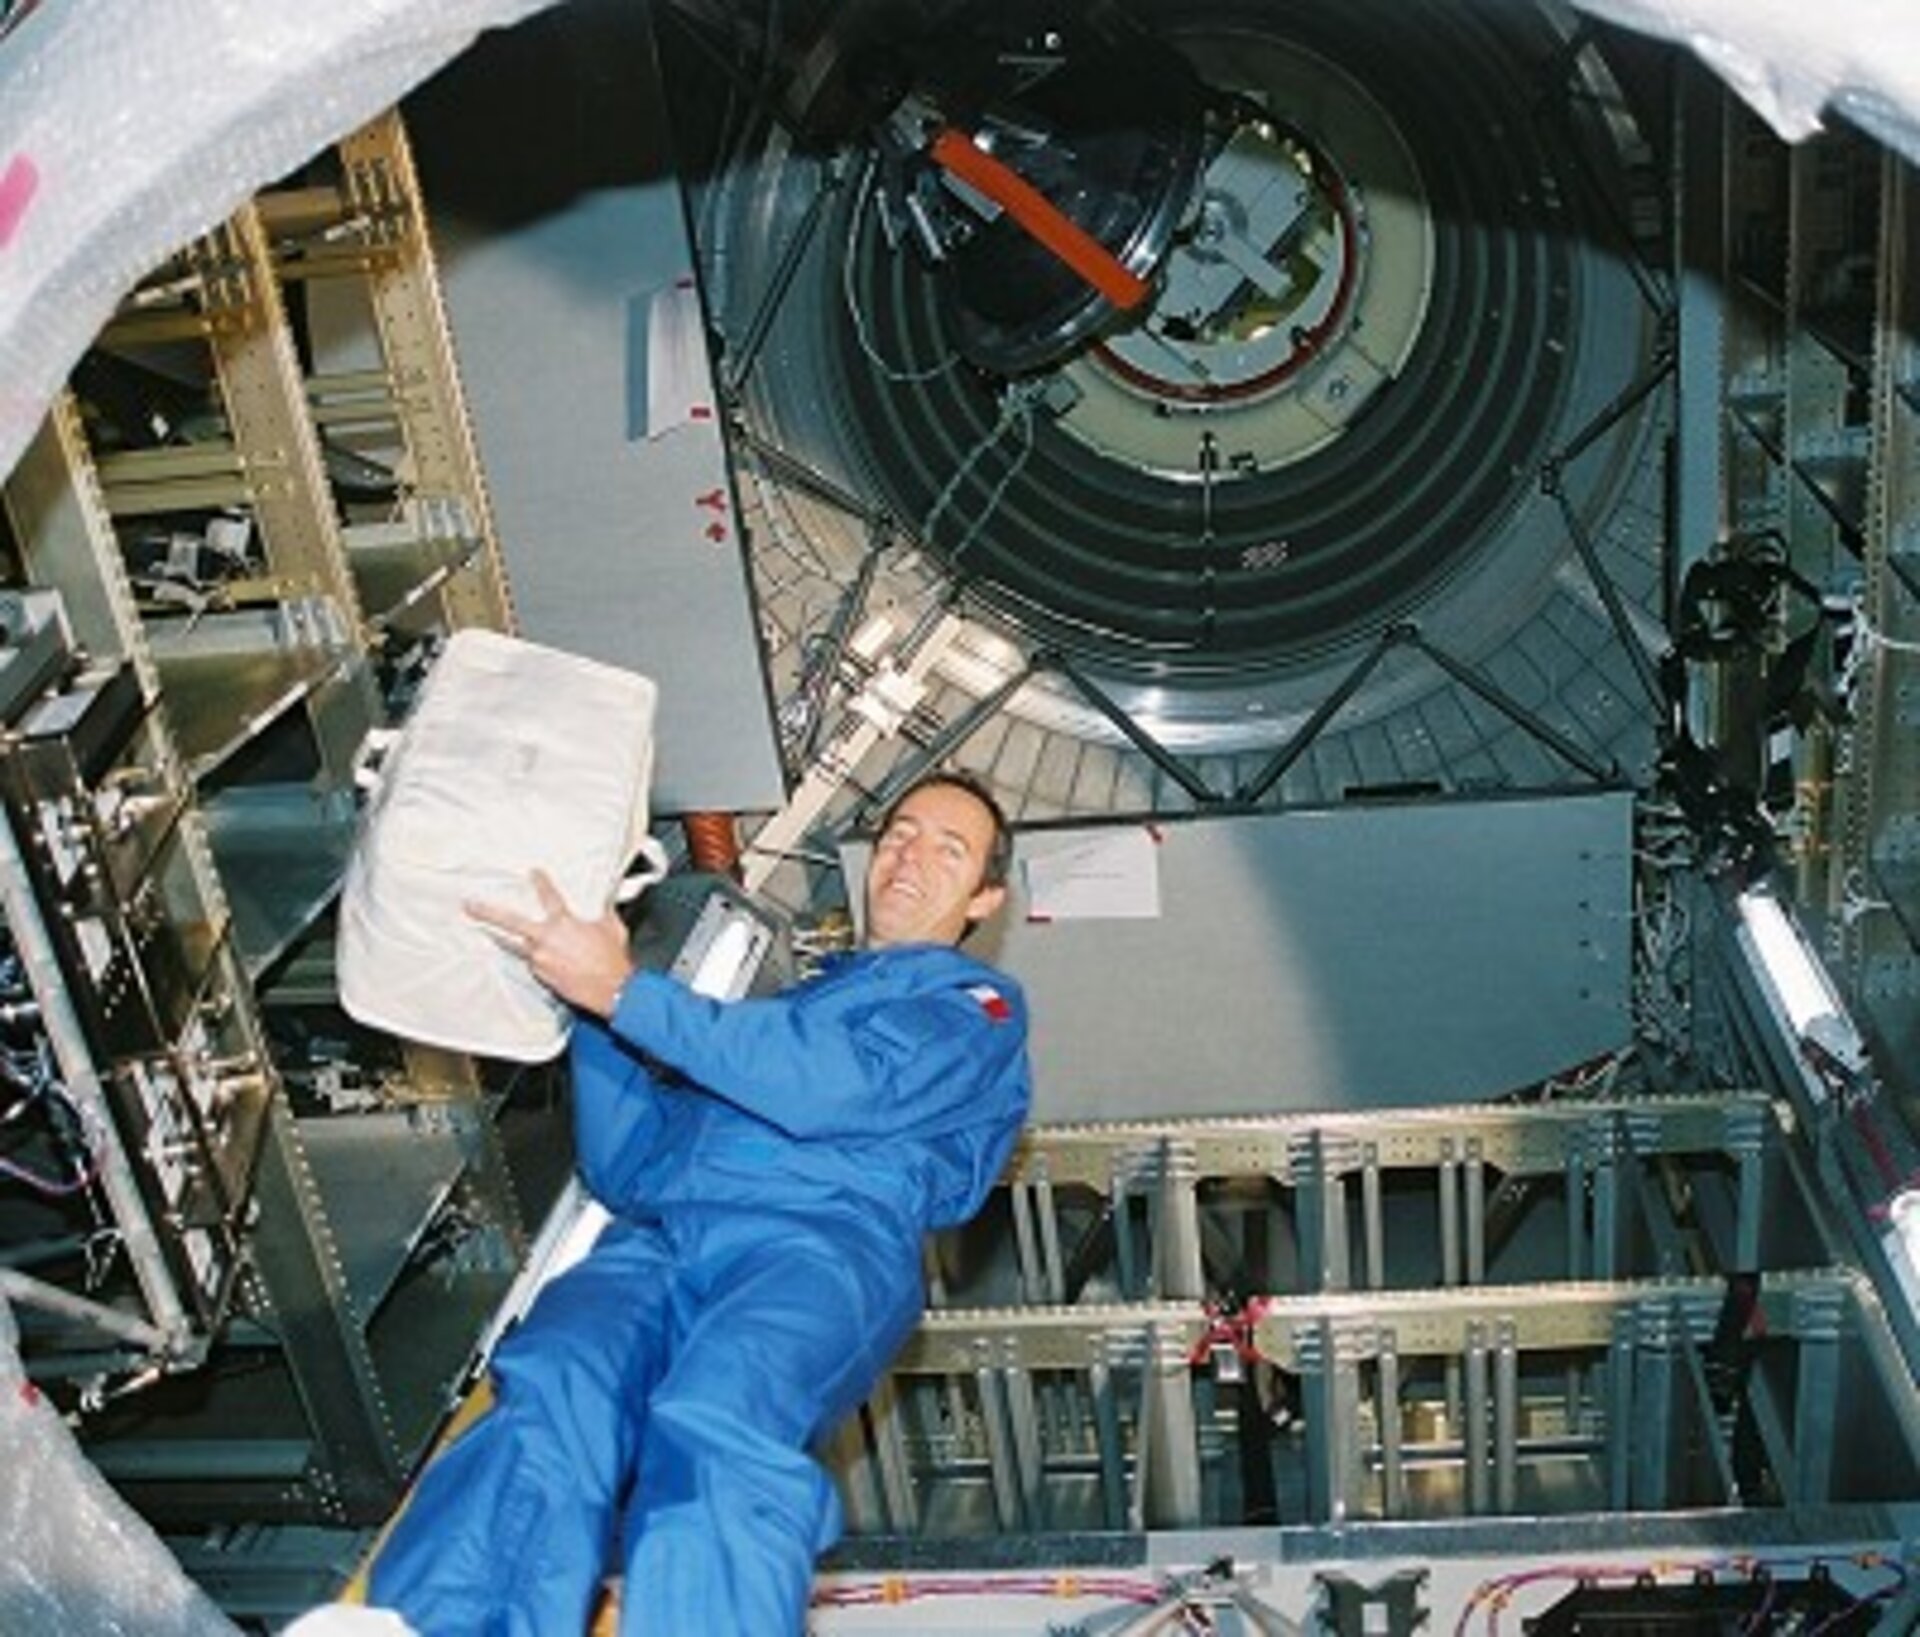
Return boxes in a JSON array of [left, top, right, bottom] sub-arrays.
[[1734, 885, 1872, 1102], [1736, 887, 1842, 1036], [1881, 1187, 1920, 1323], [1890, 1188, 1920, 1272]]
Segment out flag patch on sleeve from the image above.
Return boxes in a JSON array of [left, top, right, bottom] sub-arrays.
[[967, 984, 1012, 1022]]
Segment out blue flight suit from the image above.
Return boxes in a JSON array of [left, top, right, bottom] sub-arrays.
[[370, 943, 1031, 1636]]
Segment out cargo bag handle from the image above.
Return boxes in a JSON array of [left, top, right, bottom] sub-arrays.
[[614, 835, 670, 904], [352, 727, 403, 794]]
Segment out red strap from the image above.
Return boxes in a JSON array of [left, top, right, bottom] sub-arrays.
[[929, 127, 1151, 311], [1187, 1297, 1272, 1367]]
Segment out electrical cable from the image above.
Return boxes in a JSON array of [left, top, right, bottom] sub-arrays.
[[1630, 867, 1693, 1059], [0, 1060, 43, 1121], [1807, 1579, 1900, 1635], [811, 1572, 1166, 1609], [1833, 592, 1920, 711], [1857, 618, 1920, 656], [1457, 1553, 1905, 1636], [1737, 1571, 1779, 1635], [1839, 866, 1893, 928], [1542, 1048, 1630, 1100], [0, 1063, 107, 1198], [842, 162, 961, 384], [1455, 1561, 1643, 1636], [0, 1143, 103, 1198], [919, 377, 1044, 566]]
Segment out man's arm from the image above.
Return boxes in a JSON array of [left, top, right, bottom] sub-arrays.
[[606, 967, 1026, 1141], [468, 868, 1027, 1140]]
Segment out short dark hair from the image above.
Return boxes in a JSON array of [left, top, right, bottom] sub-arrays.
[[880, 769, 1014, 892]]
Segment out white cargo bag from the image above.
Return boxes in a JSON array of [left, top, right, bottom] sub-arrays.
[[337, 630, 667, 1062]]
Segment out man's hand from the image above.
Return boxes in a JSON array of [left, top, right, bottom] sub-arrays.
[[467, 869, 635, 1020]]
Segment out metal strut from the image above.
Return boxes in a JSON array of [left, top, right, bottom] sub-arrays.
[[850, 657, 1042, 830], [734, 425, 888, 528], [1405, 627, 1619, 784], [1542, 467, 1669, 714], [1051, 653, 1222, 807], [1235, 624, 1410, 805], [722, 159, 848, 397]]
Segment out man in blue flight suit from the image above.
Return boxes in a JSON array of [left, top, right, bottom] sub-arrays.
[[363, 771, 1031, 1636]]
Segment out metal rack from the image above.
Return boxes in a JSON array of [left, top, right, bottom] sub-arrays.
[[829, 1095, 1919, 1546], [0, 111, 545, 1529]]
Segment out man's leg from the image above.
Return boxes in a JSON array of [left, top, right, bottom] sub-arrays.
[[616, 1221, 920, 1637], [371, 1219, 673, 1637]]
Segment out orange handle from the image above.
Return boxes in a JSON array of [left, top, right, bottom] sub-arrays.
[[929, 126, 1151, 311]]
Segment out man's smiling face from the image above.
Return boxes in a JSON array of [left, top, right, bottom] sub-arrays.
[[864, 781, 1007, 949]]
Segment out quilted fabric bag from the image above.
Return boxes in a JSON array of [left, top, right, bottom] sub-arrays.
[[338, 629, 666, 1061]]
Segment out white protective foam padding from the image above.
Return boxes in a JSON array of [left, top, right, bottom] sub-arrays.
[[1569, 0, 1920, 167], [0, 1293, 241, 1636], [0, 0, 562, 483]]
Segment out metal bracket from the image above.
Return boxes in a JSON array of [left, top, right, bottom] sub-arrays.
[[1316, 1568, 1431, 1637]]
